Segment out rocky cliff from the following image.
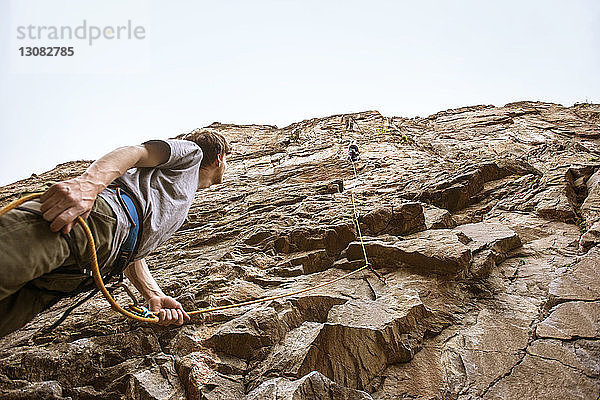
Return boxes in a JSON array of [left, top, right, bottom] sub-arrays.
[[1, 101, 599, 399]]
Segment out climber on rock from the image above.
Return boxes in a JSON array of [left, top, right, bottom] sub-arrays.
[[0, 130, 231, 338]]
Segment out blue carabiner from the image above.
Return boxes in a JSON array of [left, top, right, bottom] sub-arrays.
[[130, 305, 155, 318]]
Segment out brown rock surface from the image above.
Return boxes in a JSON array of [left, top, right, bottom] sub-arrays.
[[247, 371, 374, 400], [1, 101, 600, 399], [343, 230, 473, 276], [452, 222, 521, 277], [548, 246, 600, 303], [536, 301, 600, 340]]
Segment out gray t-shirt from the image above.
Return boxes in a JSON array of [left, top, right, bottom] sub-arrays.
[[98, 139, 203, 269]]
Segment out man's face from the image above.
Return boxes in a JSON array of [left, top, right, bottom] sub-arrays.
[[213, 154, 226, 185], [197, 154, 227, 190]]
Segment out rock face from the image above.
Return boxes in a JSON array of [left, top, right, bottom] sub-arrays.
[[343, 230, 473, 276], [1, 101, 599, 399], [245, 288, 431, 392], [453, 222, 521, 277], [247, 371, 374, 400]]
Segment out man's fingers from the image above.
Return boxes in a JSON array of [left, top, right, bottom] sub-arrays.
[[176, 309, 184, 325], [62, 211, 88, 234], [173, 301, 191, 322], [39, 184, 60, 203], [163, 309, 175, 325], [39, 192, 61, 213], [155, 304, 189, 327], [44, 202, 88, 233], [61, 222, 75, 235], [40, 196, 65, 221], [41, 200, 66, 222], [159, 309, 168, 325], [49, 210, 77, 233], [158, 309, 185, 326], [170, 299, 188, 318], [168, 309, 178, 325]]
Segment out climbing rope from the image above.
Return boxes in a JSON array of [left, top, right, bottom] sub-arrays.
[[348, 143, 386, 284], [0, 143, 383, 324]]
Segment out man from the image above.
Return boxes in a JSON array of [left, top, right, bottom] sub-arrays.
[[0, 130, 230, 337]]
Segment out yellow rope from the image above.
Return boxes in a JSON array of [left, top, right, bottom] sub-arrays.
[[0, 193, 43, 218], [350, 160, 370, 267], [188, 264, 369, 315]]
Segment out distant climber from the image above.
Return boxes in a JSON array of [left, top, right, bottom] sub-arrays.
[[0, 131, 231, 337], [347, 143, 360, 162]]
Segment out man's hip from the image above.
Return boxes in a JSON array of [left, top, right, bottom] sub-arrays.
[[0, 195, 118, 299]]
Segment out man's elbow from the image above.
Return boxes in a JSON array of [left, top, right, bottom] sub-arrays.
[[123, 262, 134, 279]]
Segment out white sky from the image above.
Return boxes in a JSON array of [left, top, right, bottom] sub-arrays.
[[1, 0, 598, 186]]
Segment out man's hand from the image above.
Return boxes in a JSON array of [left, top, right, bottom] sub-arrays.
[[39, 176, 102, 234], [148, 295, 191, 326]]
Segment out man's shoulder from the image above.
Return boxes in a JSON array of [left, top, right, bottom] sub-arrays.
[[142, 139, 203, 171]]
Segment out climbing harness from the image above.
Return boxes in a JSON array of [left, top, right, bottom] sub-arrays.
[[0, 143, 385, 326], [106, 186, 144, 278]]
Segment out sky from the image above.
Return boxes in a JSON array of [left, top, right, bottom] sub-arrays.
[[0, 0, 598, 186]]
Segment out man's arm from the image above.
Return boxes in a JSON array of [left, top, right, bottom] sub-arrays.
[[123, 258, 165, 300], [39, 142, 170, 234], [124, 259, 191, 326]]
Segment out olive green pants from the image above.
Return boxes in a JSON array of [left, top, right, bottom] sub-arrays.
[[0, 196, 117, 337]]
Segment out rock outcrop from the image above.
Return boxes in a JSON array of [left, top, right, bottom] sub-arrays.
[[1, 101, 599, 399]]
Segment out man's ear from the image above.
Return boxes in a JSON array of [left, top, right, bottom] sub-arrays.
[[215, 153, 222, 166]]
